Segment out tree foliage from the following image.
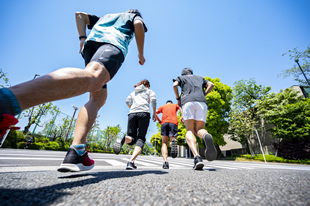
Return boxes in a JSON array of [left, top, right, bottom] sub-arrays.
[[280, 45, 310, 86], [43, 115, 72, 141], [256, 88, 310, 140], [150, 131, 162, 155], [204, 77, 232, 147], [228, 78, 271, 153], [0, 69, 10, 88], [20, 103, 59, 135]]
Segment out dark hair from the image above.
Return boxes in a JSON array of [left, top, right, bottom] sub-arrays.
[[166, 100, 173, 104], [134, 79, 150, 88], [126, 9, 142, 18], [181, 68, 193, 75]]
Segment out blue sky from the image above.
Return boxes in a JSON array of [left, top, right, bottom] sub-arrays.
[[1, 0, 309, 142]]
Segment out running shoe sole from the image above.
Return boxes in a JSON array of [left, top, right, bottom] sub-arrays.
[[171, 139, 178, 158], [113, 132, 124, 155], [203, 133, 217, 161], [57, 163, 95, 172], [126, 166, 137, 170], [193, 162, 204, 170]]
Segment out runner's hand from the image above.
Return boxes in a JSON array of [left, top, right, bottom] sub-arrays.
[[152, 113, 156, 122], [79, 39, 86, 54], [138, 54, 145, 65]]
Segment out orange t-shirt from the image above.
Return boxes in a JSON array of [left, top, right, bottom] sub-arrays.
[[156, 104, 180, 125]]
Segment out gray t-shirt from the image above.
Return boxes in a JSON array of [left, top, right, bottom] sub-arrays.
[[175, 75, 208, 107]]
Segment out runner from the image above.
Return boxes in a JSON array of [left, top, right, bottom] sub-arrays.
[[113, 79, 156, 170], [0, 9, 147, 172], [156, 100, 181, 169], [173, 68, 217, 170]]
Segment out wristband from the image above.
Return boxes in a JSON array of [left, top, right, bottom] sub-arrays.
[[176, 97, 180, 100], [79, 36, 87, 40]]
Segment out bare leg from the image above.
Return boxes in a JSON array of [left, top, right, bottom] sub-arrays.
[[125, 136, 133, 144], [130, 146, 142, 162], [195, 121, 208, 138], [184, 119, 200, 157], [169, 136, 176, 146], [9, 62, 110, 111], [161, 136, 168, 162], [72, 88, 107, 145]]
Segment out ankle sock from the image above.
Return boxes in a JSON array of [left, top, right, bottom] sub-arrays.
[[70, 144, 86, 155], [0, 88, 21, 116]]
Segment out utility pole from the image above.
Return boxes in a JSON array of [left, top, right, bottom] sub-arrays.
[[295, 59, 310, 86], [65, 105, 78, 141]]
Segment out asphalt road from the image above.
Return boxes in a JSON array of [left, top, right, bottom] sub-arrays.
[[0, 149, 309, 206]]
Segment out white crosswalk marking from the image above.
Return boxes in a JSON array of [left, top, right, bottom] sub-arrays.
[[104, 160, 126, 166], [1, 150, 310, 171], [121, 158, 156, 167]]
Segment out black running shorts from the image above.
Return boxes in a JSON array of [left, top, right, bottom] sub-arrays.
[[83, 41, 125, 88], [127, 112, 150, 148], [161, 122, 178, 137]]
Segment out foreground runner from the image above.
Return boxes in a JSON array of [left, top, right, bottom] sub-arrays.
[[173, 68, 217, 170], [113, 79, 156, 170], [0, 9, 147, 172], [156, 100, 181, 169]]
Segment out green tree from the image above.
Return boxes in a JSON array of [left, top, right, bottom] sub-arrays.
[[228, 78, 271, 154], [0, 69, 10, 88], [150, 132, 162, 156], [43, 116, 72, 141], [98, 125, 121, 151], [280, 45, 310, 86], [256, 88, 309, 140], [20, 103, 59, 135], [204, 77, 233, 155]]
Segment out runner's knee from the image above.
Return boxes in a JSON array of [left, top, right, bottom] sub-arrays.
[[136, 139, 145, 149]]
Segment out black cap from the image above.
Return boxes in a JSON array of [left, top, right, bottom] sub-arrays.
[[166, 100, 173, 104]]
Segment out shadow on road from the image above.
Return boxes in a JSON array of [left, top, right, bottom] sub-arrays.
[[0, 170, 167, 206]]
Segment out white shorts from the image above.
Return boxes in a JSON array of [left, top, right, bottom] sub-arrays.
[[182, 101, 208, 122]]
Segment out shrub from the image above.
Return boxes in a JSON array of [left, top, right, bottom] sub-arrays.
[[2, 130, 25, 148], [35, 137, 50, 144], [29, 142, 45, 150], [44, 142, 60, 150], [17, 142, 27, 149]]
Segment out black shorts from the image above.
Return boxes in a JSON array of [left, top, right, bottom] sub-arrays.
[[127, 112, 150, 148], [161, 123, 178, 137], [83, 41, 125, 88]]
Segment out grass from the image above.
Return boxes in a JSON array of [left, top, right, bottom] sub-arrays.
[[219, 154, 310, 165]]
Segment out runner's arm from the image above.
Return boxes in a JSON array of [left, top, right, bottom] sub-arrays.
[[204, 81, 214, 96], [173, 81, 181, 106], [134, 20, 145, 65], [155, 113, 161, 124], [75, 12, 90, 53], [126, 94, 133, 109]]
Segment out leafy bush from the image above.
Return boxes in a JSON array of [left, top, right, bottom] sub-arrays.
[[44, 142, 60, 150], [17, 142, 27, 149], [55, 137, 70, 151], [35, 137, 49, 144], [234, 154, 310, 164], [29, 142, 45, 150], [2, 130, 25, 148]]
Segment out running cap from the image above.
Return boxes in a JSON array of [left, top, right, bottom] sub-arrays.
[[181, 68, 193, 75], [166, 100, 173, 104]]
